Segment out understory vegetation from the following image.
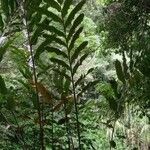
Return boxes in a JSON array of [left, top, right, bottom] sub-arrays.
[[0, 0, 150, 149]]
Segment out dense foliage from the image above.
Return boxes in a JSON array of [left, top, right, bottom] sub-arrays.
[[0, 0, 149, 149]]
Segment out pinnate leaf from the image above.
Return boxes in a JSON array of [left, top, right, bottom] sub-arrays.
[[39, 8, 62, 23], [45, 46, 68, 58], [62, 0, 73, 18], [68, 27, 83, 51], [50, 58, 70, 70], [71, 41, 88, 64], [44, 0, 61, 12], [65, 0, 86, 27], [53, 69, 71, 81], [67, 14, 84, 41], [72, 54, 88, 76]]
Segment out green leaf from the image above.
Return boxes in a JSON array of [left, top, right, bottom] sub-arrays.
[[0, 47, 6, 62], [30, 18, 52, 45], [6, 97, 16, 111], [45, 46, 68, 58], [62, 0, 73, 18], [64, 78, 71, 93], [0, 39, 13, 62], [115, 60, 125, 84], [75, 68, 94, 87], [67, 13, 84, 41], [50, 58, 70, 70], [72, 54, 88, 76], [53, 68, 60, 87], [58, 69, 66, 92], [68, 27, 83, 51], [35, 39, 53, 58], [29, 12, 42, 32], [8, 0, 16, 14], [53, 69, 71, 81], [1, 0, 9, 17], [37, 66, 52, 77], [133, 69, 143, 83], [109, 79, 120, 98], [58, 117, 69, 125], [39, 8, 62, 23], [110, 98, 118, 112], [0, 15, 4, 29], [0, 112, 6, 122], [17, 79, 31, 90], [71, 41, 88, 64], [110, 140, 116, 148], [43, 34, 66, 47], [77, 80, 99, 97], [30, 26, 42, 45], [44, 0, 61, 12], [19, 66, 32, 79], [41, 24, 65, 37], [87, 68, 94, 74], [66, 101, 73, 114], [75, 74, 85, 87], [65, 0, 86, 27], [57, 0, 63, 4], [0, 75, 7, 95], [31, 92, 39, 109]]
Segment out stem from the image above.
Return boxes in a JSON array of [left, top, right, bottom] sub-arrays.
[[109, 121, 116, 150], [20, 2, 45, 149], [51, 103, 54, 150], [26, 26, 45, 150], [60, 13, 81, 149], [62, 27, 81, 150], [65, 37, 81, 150], [70, 74, 81, 150], [64, 101, 71, 150]]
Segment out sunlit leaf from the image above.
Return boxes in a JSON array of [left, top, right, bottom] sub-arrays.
[[57, 0, 63, 4], [62, 0, 73, 18], [44, 0, 61, 12]]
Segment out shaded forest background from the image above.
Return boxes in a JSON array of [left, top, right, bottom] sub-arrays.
[[0, 0, 150, 149]]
